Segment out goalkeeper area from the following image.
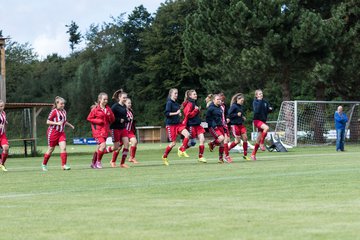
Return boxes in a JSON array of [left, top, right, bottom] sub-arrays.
[[275, 101, 360, 146], [0, 144, 359, 240]]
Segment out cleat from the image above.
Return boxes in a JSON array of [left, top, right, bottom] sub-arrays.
[[208, 142, 214, 152], [110, 161, 117, 168], [42, 164, 48, 171], [198, 157, 207, 163], [95, 161, 103, 169], [0, 164, 8, 172], [177, 148, 190, 158], [260, 144, 266, 151], [129, 158, 139, 164], [225, 156, 233, 163], [62, 164, 71, 170], [120, 163, 130, 168], [218, 159, 224, 164], [243, 156, 251, 161], [162, 157, 169, 166], [90, 164, 96, 169], [250, 155, 257, 161]]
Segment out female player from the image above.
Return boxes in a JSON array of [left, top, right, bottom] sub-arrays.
[[251, 89, 272, 160], [228, 93, 251, 160], [206, 94, 227, 163], [110, 89, 130, 168], [219, 93, 232, 163], [0, 100, 10, 171], [125, 98, 139, 164], [182, 90, 207, 163], [162, 88, 190, 166], [42, 96, 74, 171], [87, 92, 115, 168]]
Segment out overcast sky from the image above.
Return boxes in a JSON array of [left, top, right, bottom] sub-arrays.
[[0, 0, 165, 58]]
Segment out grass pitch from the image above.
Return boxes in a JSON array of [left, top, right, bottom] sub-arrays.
[[1, 144, 360, 240]]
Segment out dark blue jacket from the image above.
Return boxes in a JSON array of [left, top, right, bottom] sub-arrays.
[[253, 99, 272, 122], [164, 99, 181, 125], [228, 103, 245, 125], [110, 103, 128, 129], [334, 111, 348, 130], [206, 102, 223, 128], [183, 99, 202, 126]]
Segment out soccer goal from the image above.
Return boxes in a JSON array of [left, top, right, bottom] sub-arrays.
[[275, 101, 360, 146]]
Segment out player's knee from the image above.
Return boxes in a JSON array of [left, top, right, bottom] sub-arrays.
[[218, 135, 225, 142], [2, 145, 9, 151]]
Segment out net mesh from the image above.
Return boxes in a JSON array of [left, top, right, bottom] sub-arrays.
[[275, 101, 360, 146]]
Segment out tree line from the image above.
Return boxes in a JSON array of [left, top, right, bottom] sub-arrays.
[[3, 0, 360, 137]]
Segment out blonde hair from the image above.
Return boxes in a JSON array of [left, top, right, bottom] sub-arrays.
[[230, 93, 244, 105], [91, 92, 108, 109], [183, 89, 196, 103], [168, 88, 178, 100], [205, 94, 213, 108], [53, 96, 66, 109], [254, 89, 263, 98]]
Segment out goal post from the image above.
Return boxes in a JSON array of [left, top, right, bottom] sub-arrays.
[[275, 101, 360, 146]]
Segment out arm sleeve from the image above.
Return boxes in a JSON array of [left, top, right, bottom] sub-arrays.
[[253, 100, 260, 114], [186, 105, 199, 119], [164, 101, 172, 117], [228, 105, 238, 118], [47, 109, 56, 120], [334, 112, 341, 123], [87, 109, 104, 125]]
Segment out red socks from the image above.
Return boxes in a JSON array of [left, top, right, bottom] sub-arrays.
[[163, 146, 173, 158], [229, 141, 237, 150], [111, 151, 120, 163], [179, 138, 189, 152], [97, 150, 104, 162], [130, 146, 137, 158], [1, 153, 8, 165], [224, 143, 229, 157], [260, 132, 268, 144], [121, 148, 129, 164], [252, 143, 260, 156], [199, 145, 204, 158], [243, 141, 248, 156], [60, 152, 67, 166], [43, 154, 51, 165], [219, 146, 224, 159], [92, 152, 97, 165], [103, 146, 113, 154]]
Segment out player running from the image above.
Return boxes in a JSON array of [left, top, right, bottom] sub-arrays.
[[228, 93, 251, 160], [182, 90, 207, 163], [251, 89, 272, 160], [0, 100, 10, 171], [42, 96, 74, 171], [206, 94, 227, 163], [162, 88, 191, 166], [87, 92, 115, 169], [125, 98, 139, 164]]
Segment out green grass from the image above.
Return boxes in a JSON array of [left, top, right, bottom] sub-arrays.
[[1, 144, 360, 240]]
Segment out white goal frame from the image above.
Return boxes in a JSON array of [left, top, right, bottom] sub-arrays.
[[275, 101, 360, 146]]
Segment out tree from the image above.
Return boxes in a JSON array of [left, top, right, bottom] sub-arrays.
[[66, 21, 82, 53]]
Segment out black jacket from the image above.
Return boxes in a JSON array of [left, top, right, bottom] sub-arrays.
[[164, 99, 181, 125], [206, 102, 223, 128], [253, 99, 272, 122], [110, 103, 128, 129], [228, 103, 245, 125]]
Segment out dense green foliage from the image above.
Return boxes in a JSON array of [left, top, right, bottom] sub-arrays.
[[3, 1, 360, 133], [1, 144, 360, 239]]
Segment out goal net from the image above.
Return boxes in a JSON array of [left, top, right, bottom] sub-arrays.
[[275, 101, 360, 146]]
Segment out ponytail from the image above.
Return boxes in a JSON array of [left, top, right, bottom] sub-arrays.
[[183, 89, 195, 104], [112, 89, 124, 101], [230, 93, 244, 105], [91, 92, 108, 109]]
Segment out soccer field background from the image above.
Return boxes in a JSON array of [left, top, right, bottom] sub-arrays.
[[1, 144, 360, 240]]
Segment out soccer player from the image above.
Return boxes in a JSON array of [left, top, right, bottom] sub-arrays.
[[42, 96, 75, 171], [228, 93, 251, 160], [87, 92, 115, 169], [219, 93, 232, 163], [206, 94, 227, 163], [125, 98, 139, 164], [110, 89, 131, 168], [162, 88, 190, 166], [182, 90, 207, 163], [251, 89, 272, 160], [0, 100, 10, 171]]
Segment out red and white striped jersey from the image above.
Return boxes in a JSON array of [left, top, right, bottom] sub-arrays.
[[0, 111, 7, 135], [125, 109, 134, 131], [48, 108, 67, 132]]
